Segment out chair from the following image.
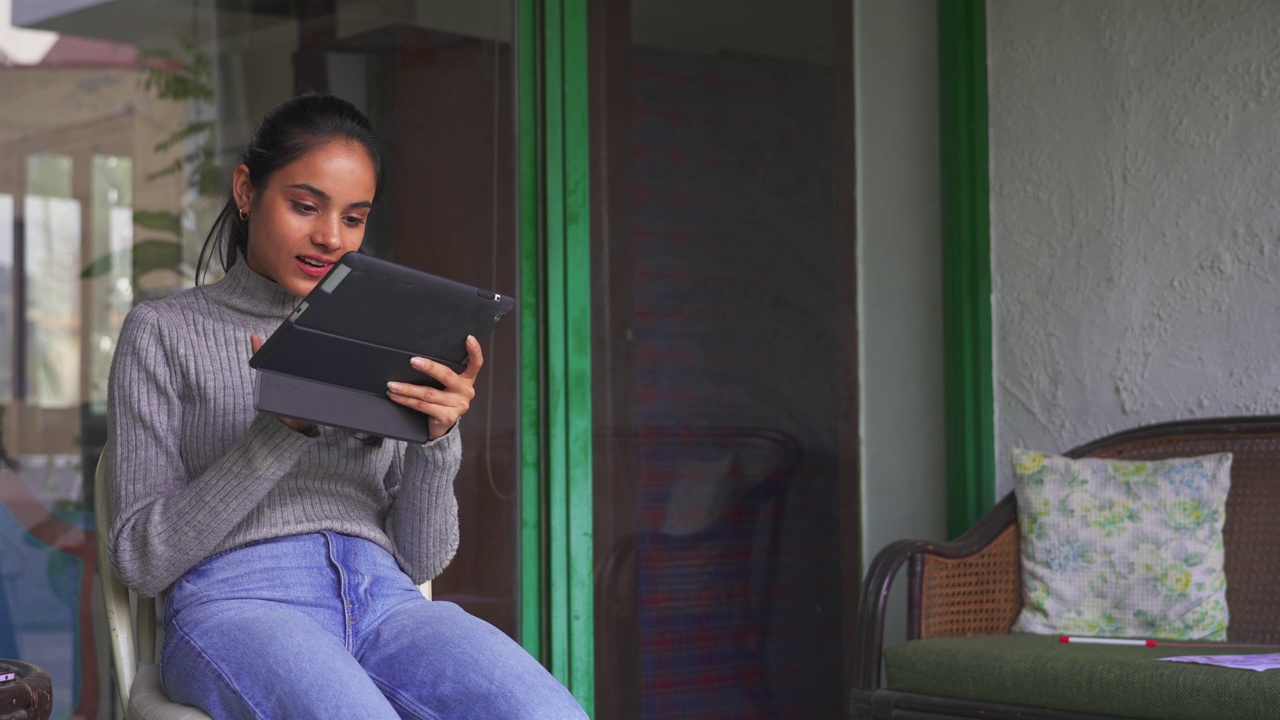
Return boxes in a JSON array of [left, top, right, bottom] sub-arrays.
[[93, 450, 214, 720], [94, 449, 432, 719], [849, 415, 1280, 720], [597, 427, 802, 720]]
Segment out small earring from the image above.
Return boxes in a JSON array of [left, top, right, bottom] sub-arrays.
[[238, 208, 249, 221]]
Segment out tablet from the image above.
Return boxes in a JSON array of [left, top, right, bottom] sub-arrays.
[[248, 251, 515, 443]]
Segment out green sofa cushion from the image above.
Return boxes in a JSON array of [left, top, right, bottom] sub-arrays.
[[884, 633, 1280, 720]]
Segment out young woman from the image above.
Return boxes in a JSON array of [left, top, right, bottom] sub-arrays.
[[105, 93, 587, 720]]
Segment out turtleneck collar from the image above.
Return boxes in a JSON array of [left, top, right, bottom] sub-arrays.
[[204, 259, 301, 320]]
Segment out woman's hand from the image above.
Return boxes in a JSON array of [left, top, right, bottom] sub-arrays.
[[387, 335, 484, 441], [249, 332, 316, 436]]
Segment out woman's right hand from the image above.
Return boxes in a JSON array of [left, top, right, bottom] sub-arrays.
[[249, 332, 317, 436]]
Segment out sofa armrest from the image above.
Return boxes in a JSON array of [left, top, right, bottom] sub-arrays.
[[851, 493, 1021, 701], [916, 496, 1022, 640]]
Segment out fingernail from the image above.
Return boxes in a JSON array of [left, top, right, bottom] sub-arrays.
[[387, 382, 402, 392], [467, 335, 477, 346], [411, 357, 426, 369]]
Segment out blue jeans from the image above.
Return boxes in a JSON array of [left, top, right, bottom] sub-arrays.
[[160, 532, 587, 720]]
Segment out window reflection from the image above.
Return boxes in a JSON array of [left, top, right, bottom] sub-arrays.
[[89, 154, 133, 406], [589, 1, 853, 717], [3, 2, 521, 718], [0, 193, 13, 406], [0, 10, 204, 720], [23, 152, 80, 410]]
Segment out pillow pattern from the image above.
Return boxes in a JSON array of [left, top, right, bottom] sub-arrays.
[[1009, 448, 1231, 641]]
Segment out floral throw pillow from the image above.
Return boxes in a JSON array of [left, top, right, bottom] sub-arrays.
[[1010, 448, 1231, 641]]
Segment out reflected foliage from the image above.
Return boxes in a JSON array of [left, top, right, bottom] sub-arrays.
[[82, 36, 218, 284]]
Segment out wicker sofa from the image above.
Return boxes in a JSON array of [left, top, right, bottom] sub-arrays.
[[850, 415, 1280, 720]]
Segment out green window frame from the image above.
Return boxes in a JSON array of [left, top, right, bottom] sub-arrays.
[[939, 0, 995, 538], [518, 0, 595, 714]]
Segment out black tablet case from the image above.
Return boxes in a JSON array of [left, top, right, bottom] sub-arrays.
[[248, 252, 515, 443]]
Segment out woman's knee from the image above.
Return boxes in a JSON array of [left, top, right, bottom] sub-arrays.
[[359, 601, 588, 720]]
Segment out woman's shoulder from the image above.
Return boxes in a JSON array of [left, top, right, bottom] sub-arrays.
[[119, 283, 224, 343], [128, 281, 222, 316]]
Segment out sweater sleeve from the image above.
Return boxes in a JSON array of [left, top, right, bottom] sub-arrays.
[[105, 304, 312, 596], [383, 428, 463, 583]]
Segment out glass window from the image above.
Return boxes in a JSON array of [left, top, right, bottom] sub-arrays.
[[23, 153, 80, 410], [588, 2, 858, 718], [3, 2, 519, 717], [88, 154, 133, 407], [0, 193, 13, 405]]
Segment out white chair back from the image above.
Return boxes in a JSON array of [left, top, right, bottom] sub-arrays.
[[95, 450, 211, 720]]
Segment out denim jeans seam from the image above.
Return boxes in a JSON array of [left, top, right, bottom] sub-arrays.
[[323, 531, 358, 650], [368, 675, 444, 720], [165, 621, 270, 719]]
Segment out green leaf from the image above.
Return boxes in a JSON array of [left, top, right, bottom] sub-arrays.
[[153, 121, 213, 154], [195, 162, 226, 197], [133, 239, 185, 276], [79, 251, 117, 279], [80, 239, 183, 279], [133, 210, 181, 237], [145, 157, 185, 183]]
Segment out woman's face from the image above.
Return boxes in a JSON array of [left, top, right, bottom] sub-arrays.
[[234, 139, 377, 298]]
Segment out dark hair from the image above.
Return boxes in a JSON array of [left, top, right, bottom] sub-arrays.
[[196, 93, 383, 283]]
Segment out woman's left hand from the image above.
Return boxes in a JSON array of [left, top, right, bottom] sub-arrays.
[[387, 335, 484, 441]]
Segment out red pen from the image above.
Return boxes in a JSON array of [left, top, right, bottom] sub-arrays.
[[1060, 636, 1158, 647]]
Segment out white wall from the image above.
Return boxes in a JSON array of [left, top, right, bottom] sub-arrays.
[[989, 0, 1280, 493], [856, 0, 947, 643]]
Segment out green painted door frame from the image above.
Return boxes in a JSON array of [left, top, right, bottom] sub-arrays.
[[517, 0, 992, 710], [512, 0, 990, 711], [517, 0, 595, 714], [938, 0, 995, 538]]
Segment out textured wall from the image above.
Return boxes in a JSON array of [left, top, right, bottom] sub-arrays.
[[989, 0, 1280, 492]]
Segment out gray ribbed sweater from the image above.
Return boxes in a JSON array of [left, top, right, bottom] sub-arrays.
[[105, 260, 462, 597]]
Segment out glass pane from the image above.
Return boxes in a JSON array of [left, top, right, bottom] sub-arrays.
[[589, 2, 857, 718], [23, 190, 81, 409], [3, 1, 519, 717], [89, 154, 133, 407], [0, 18, 129, 714], [0, 193, 13, 405]]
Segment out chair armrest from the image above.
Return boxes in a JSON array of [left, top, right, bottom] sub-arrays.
[[915, 497, 1021, 640], [95, 452, 138, 710], [851, 493, 1021, 697]]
